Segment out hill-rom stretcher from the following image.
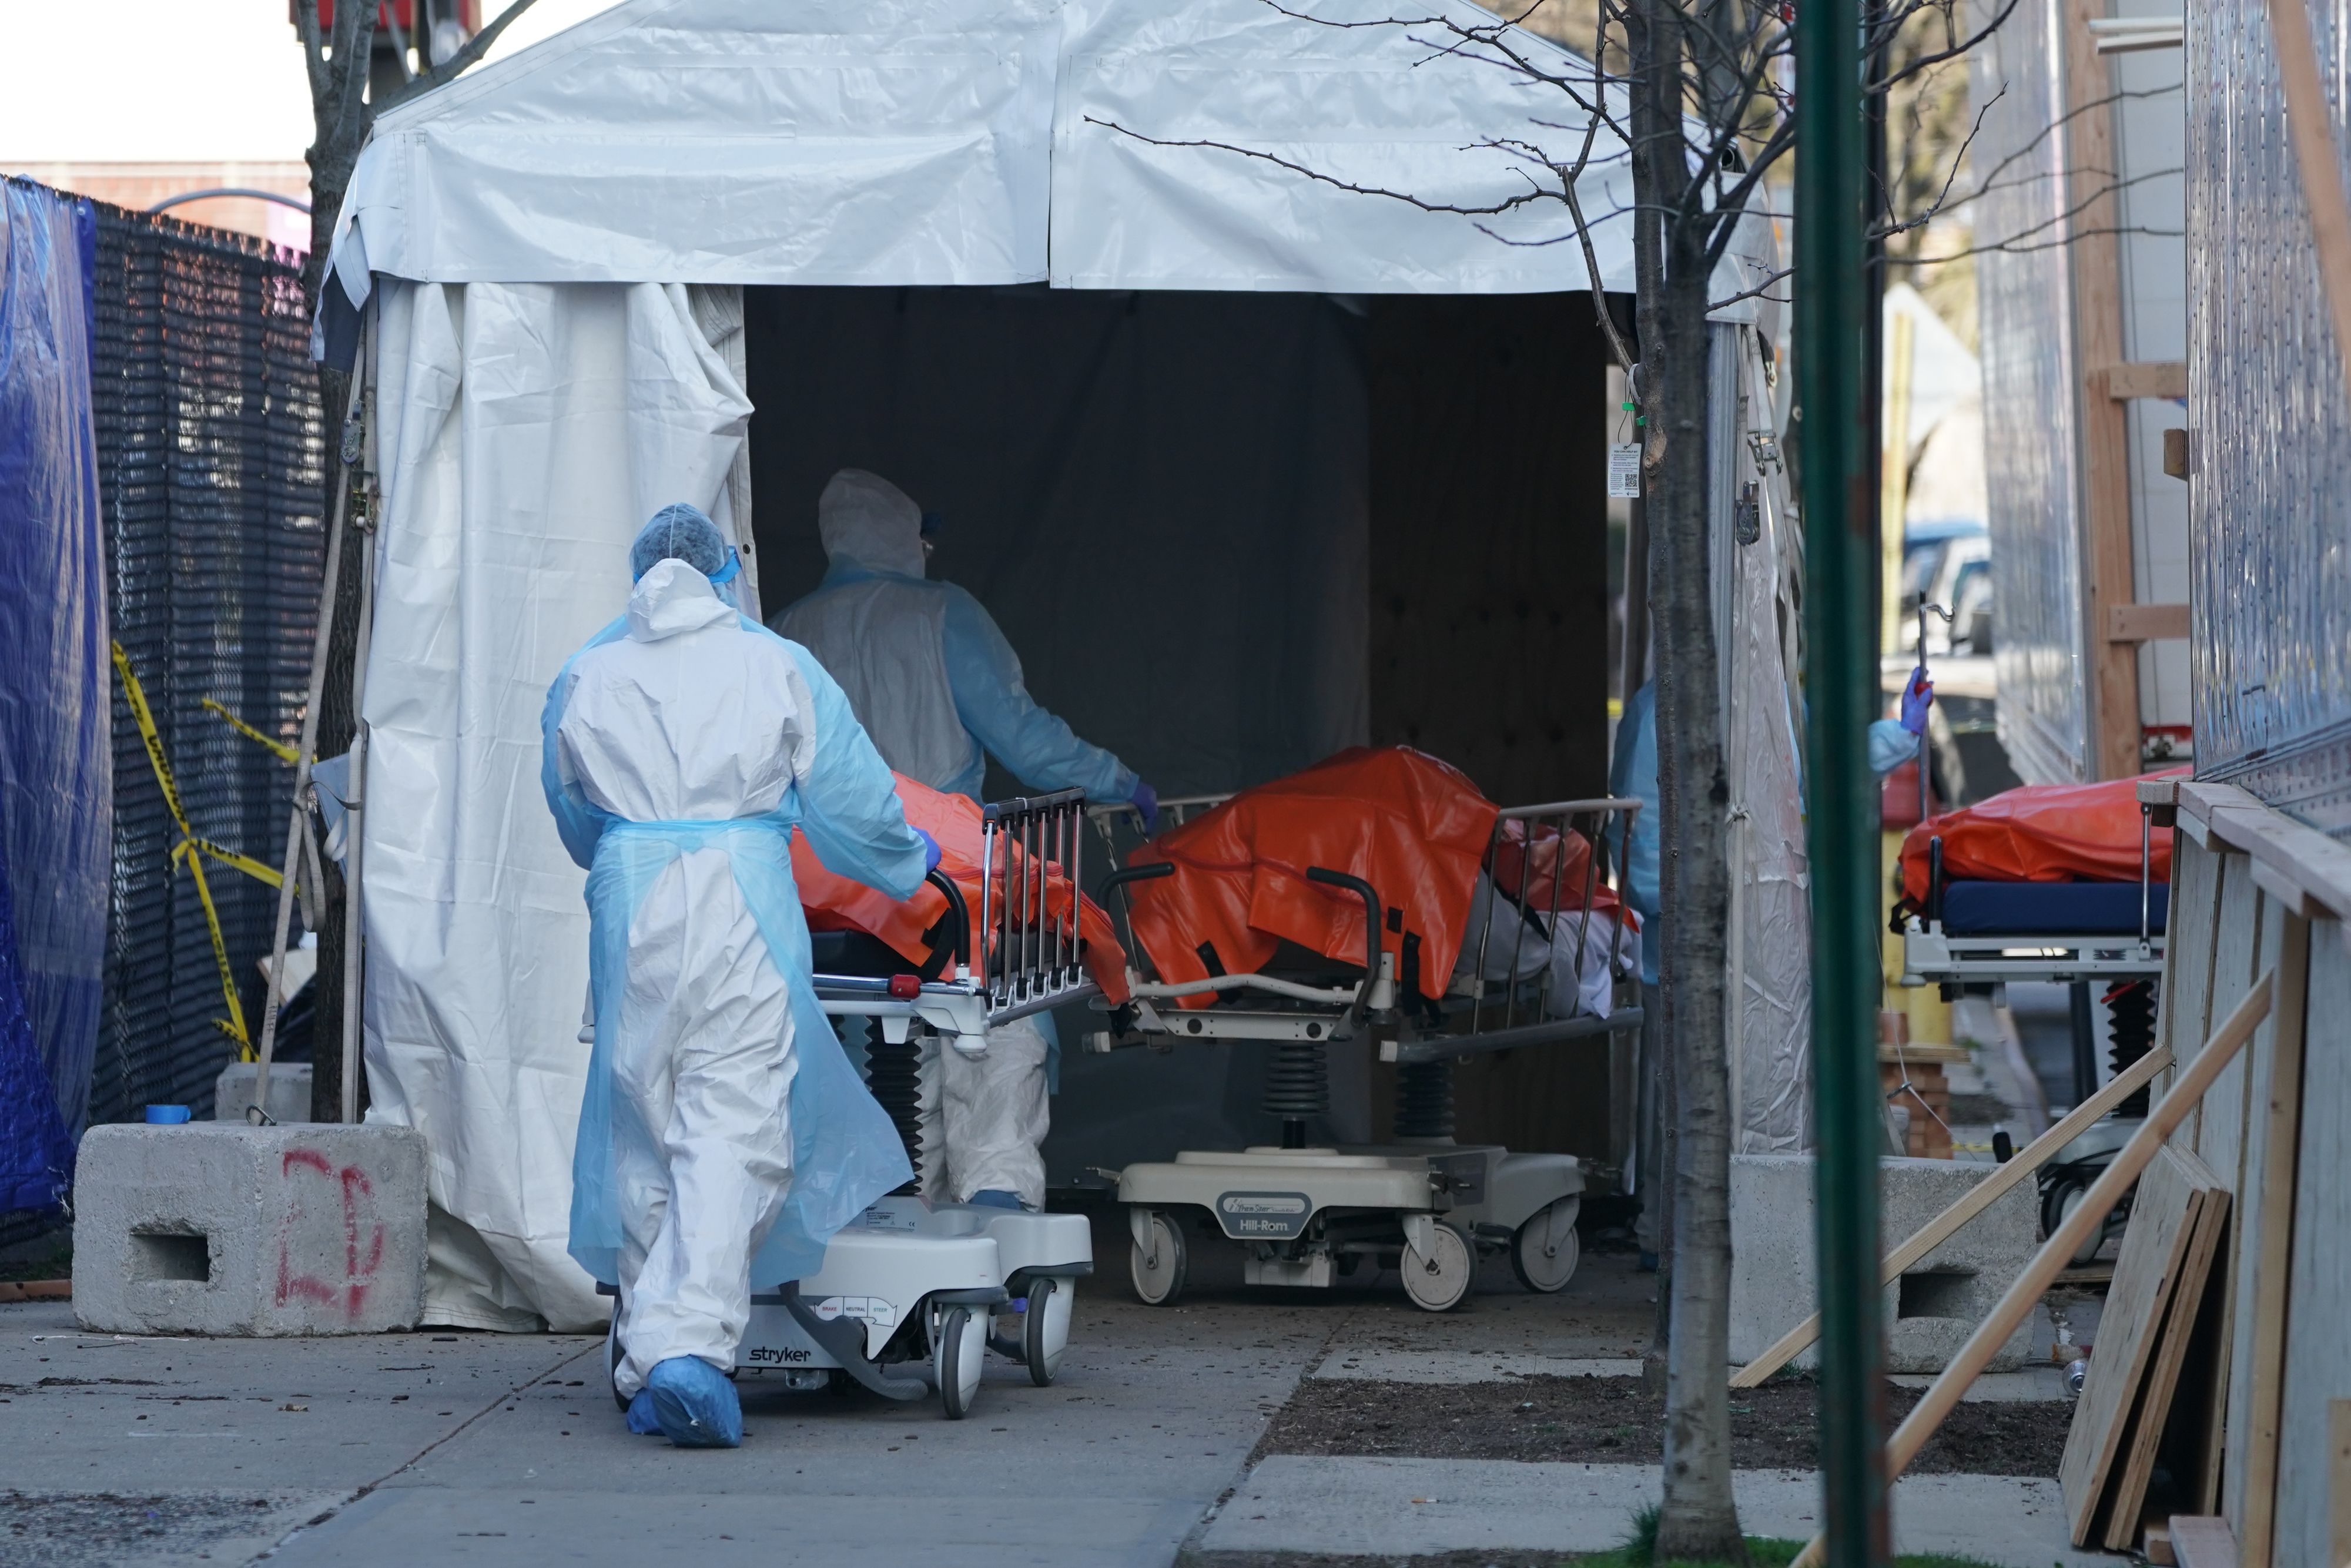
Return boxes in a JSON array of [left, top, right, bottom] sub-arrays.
[[1081, 747, 1643, 1312]]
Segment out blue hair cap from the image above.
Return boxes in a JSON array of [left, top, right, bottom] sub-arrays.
[[630, 504, 728, 581]]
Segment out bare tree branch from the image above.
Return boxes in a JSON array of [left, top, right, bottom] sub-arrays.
[[381, 0, 543, 114]]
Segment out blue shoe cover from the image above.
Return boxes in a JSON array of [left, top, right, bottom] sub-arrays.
[[969, 1189, 1024, 1211], [625, 1389, 664, 1436], [645, 1356, 742, 1448]]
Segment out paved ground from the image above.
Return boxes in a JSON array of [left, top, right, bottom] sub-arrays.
[[0, 1207, 2118, 1567]]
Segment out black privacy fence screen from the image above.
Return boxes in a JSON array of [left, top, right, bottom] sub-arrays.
[[84, 204, 325, 1133]]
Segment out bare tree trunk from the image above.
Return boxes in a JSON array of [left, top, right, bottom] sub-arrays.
[[1635, 0, 1744, 1554], [307, 417, 363, 1124]]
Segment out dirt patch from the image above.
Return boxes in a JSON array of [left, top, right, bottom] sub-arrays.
[[1260, 1374, 2069, 1477]]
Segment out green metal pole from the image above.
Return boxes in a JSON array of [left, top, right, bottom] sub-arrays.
[[1796, 0, 1891, 1556]]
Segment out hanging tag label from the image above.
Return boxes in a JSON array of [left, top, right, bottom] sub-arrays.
[[1607, 443, 1642, 498]]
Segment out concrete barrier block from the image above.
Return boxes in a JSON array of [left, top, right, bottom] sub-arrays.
[[213, 1061, 314, 1125], [1730, 1153, 2037, 1375], [73, 1123, 427, 1336]]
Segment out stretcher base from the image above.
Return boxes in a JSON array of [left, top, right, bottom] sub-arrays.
[[1899, 917, 2165, 986], [1117, 1143, 1583, 1311], [726, 1197, 1091, 1418]]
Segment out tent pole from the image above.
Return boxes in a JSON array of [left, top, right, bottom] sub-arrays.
[[337, 329, 381, 1127], [250, 327, 366, 1124], [1796, 0, 1890, 1556]]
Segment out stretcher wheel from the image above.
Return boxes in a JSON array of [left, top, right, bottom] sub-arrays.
[[1023, 1275, 1072, 1386], [1401, 1221, 1474, 1312], [2047, 1179, 2112, 1267], [935, 1304, 984, 1419], [605, 1288, 629, 1411], [1511, 1200, 1582, 1294], [1130, 1211, 1188, 1306]]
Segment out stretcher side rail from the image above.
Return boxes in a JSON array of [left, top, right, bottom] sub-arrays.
[[808, 793, 1104, 1044]]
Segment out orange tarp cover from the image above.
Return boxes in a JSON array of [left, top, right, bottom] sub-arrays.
[[1898, 769, 2185, 903], [1125, 747, 1499, 1006], [793, 772, 1130, 1003]]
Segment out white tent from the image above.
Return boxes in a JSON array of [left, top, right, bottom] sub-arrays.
[[323, 0, 1801, 1332]]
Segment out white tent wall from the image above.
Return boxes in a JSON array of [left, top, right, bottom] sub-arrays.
[[361, 279, 756, 1331], [1712, 323, 1813, 1152]]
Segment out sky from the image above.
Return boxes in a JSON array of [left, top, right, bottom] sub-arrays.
[[0, 1, 621, 163]]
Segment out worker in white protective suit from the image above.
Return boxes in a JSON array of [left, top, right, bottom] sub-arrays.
[[775, 470, 1155, 1212], [545, 504, 938, 1448]]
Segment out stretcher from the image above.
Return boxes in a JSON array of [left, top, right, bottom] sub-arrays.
[[1080, 752, 1643, 1312], [1895, 776, 2172, 991], [644, 787, 1102, 1420], [1890, 776, 2175, 1264]]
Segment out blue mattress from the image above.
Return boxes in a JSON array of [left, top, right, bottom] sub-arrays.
[[1941, 880, 2168, 937]]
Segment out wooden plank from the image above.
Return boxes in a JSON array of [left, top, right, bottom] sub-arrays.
[[2161, 838, 2225, 1104], [2222, 905, 2303, 1554], [2169, 1516, 2239, 1568], [1727, 1043, 2176, 1388], [2270, 921, 2350, 1566], [2266, 0, 2351, 398], [2105, 360, 2189, 400], [2108, 602, 2192, 642], [2063, 1144, 2213, 1544], [2182, 779, 2351, 929], [2235, 910, 2309, 1568], [2333, 1398, 2351, 1568], [2105, 1163, 2232, 1549], [1785, 976, 2275, 1568], [2061, 0, 2136, 783], [2192, 854, 2262, 1167]]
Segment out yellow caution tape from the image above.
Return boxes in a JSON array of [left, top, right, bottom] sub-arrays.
[[170, 836, 284, 890], [112, 642, 254, 1058], [201, 698, 302, 766]]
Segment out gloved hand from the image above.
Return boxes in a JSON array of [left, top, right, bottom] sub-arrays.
[[1130, 779, 1160, 835], [913, 827, 942, 872], [1900, 666, 1934, 736]]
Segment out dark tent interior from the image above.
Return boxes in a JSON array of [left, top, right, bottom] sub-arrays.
[[742, 284, 1629, 1190]]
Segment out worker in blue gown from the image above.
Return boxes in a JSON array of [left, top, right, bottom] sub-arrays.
[[774, 470, 1157, 1212], [544, 504, 937, 1447]]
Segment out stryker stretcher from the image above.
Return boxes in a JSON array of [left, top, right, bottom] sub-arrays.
[[605, 789, 1099, 1420], [1083, 765, 1643, 1312]]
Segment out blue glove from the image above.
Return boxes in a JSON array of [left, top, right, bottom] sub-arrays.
[[1130, 780, 1160, 835], [1900, 666, 1934, 736], [913, 827, 942, 873]]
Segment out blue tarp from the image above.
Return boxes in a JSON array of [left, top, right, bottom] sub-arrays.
[[0, 179, 109, 1215]]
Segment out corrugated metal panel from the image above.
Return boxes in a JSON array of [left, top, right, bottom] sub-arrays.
[[84, 208, 324, 1127], [2186, 0, 2351, 833], [1971, 0, 2089, 783]]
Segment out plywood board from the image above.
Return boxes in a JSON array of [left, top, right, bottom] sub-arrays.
[[2195, 854, 2263, 1180], [2229, 908, 2309, 1568], [2271, 921, 2351, 1568], [2062, 1143, 2215, 1544], [2169, 1515, 2239, 1568], [2104, 1160, 2232, 1549], [2220, 898, 2296, 1541], [2161, 837, 2225, 1102]]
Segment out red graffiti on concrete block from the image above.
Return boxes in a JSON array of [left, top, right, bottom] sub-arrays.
[[275, 1148, 385, 1319]]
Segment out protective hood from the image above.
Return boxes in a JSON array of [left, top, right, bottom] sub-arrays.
[[627, 558, 736, 642], [818, 469, 926, 578]]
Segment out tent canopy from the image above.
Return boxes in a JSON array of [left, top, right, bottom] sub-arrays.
[[326, 0, 1680, 306]]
